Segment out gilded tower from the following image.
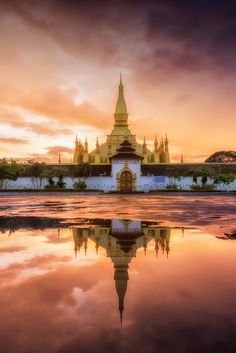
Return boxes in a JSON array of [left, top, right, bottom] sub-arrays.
[[73, 76, 170, 164]]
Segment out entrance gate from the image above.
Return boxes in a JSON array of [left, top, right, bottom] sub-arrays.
[[120, 171, 133, 192]]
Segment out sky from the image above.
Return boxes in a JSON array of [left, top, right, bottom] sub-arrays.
[[0, 0, 235, 163]]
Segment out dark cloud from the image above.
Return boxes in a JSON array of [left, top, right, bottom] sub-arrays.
[[1, 0, 235, 77]]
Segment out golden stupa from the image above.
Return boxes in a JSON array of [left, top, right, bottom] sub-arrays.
[[73, 75, 170, 164]]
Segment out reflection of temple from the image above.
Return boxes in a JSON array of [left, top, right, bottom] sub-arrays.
[[72, 219, 171, 323]]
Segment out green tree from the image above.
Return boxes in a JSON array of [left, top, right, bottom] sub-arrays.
[[73, 163, 91, 179], [0, 159, 22, 189], [214, 173, 236, 191], [28, 162, 46, 189]]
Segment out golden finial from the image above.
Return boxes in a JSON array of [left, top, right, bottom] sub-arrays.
[[120, 72, 122, 84]]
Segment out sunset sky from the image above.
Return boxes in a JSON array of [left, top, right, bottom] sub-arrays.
[[0, 0, 235, 162]]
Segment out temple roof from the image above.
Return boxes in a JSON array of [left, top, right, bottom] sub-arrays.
[[109, 140, 144, 160]]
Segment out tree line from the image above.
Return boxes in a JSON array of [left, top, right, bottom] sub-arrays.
[[0, 159, 235, 191], [0, 160, 91, 190]]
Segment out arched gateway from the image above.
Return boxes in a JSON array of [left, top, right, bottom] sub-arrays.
[[109, 140, 143, 193], [120, 171, 133, 192]]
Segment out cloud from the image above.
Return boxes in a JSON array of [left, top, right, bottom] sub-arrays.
[[2, 0, 235, 77], [26, 123, 73, 136], [0, 88, 111, 131], [0, 107, 73, 136], [46, 145, 73, 156], [26, 145, 74, 163], [0, 0, 235, 160], [0, 137, 28, 144]]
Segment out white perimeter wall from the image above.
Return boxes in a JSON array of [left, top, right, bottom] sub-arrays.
[[2, 176, 236, 191]]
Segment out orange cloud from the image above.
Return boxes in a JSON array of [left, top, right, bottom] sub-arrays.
[[0, 0, 235, 161], [0, 88, 111, 130], [0, 107, 73, 136], [27, 145, 74, 163], [0, 137, 28, 144]]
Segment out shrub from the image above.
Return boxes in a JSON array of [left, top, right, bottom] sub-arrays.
[[56, 175, 66, 188], [165, 184, 182, 190], [48, 177, 55, 186], [190, 184, 216, 191], [73, 181, 87, 190], [44, 175, 66, 190]]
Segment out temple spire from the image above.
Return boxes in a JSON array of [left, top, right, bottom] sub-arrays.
[[154, 135, 158, 152], [96, 137, 100, 153], [143, 137, 147, 154], [165, 134, 169, 152], [84, 137, 88, 152], [114, 74, 128, 128], [115, 74, 127, 114]]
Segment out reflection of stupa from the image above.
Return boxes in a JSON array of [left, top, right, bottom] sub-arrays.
[[72, 219, 171, 323]]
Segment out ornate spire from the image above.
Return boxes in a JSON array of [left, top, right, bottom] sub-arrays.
[[165, 134, 169, 152], [114, 74, 128, 128], [160, 137, 164, 153], [75, 134, 78, 145], [115, 73, 127, 114], [95, 137, 100, 153], [58, 153, 61, 164], [84, 137, 88, 153], [154, 135, 158, 152], [143, 136, 147, 154], [181, 154, 183, 163]]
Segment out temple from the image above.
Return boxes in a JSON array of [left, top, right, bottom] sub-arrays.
[[73, 74, 170, 165]]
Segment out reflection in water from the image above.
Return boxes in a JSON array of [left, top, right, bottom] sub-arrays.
[[0, 214, 236, 353], [73, 220, 172, 323]]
